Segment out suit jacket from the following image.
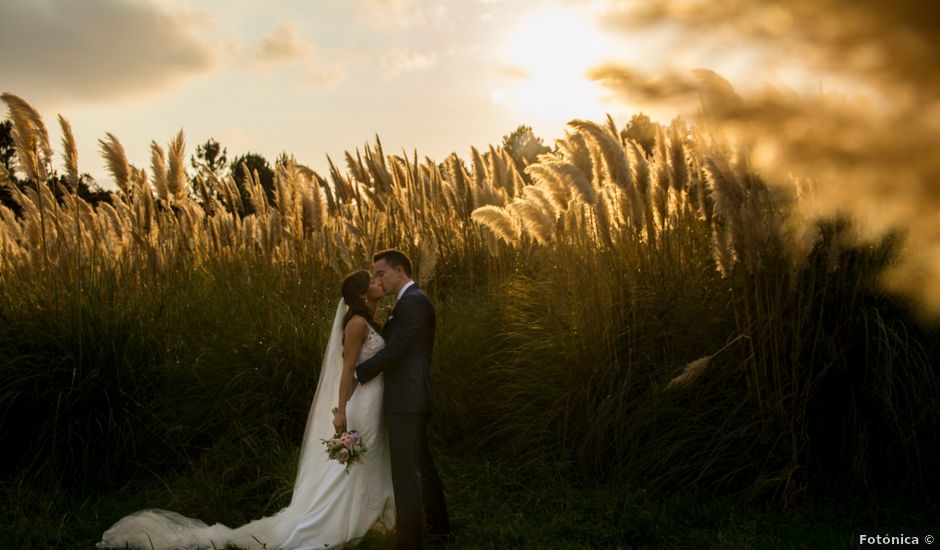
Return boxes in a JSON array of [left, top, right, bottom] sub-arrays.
[[355, 283, 435, 414]]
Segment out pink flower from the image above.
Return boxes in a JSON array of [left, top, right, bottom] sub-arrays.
[[340, 434, 351, 445]]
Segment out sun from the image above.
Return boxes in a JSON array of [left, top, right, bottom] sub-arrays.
[[494, 6, 610, 126]]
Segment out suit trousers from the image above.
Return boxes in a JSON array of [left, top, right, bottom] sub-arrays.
[[386, 413, 449, 549]]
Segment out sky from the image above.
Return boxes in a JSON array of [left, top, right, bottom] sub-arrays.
[[0, 0, 840, 189]]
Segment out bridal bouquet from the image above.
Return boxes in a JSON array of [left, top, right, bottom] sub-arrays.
[[322, 431, 366, 473], [322, 410, 366, 473]]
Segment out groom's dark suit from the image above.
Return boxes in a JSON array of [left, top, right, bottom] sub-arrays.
[[355, 283, 449, 549]]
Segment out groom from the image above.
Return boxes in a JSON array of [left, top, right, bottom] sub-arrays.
[[355, 249, 450, 549]]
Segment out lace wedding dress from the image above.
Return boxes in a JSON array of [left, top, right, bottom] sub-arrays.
[[99, 300, 395, 549]]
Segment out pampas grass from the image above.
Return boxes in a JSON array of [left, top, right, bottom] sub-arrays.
[[0, 94, 937, 510], [99, 133, 131, 195], [2, 93, 52, 184], [569, 118, 631, 193], [167, 130, 187, 201], [150, 141, 169, 202], [58, 115, 79, 191], [665, 355, 711, 390], [470, 205, 519, 244]]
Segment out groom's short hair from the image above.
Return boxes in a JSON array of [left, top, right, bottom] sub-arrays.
[[374, 249, 413, 277]]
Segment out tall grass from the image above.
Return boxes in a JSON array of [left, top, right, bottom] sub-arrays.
[[0, 93, 937, 509], [0, 251, 334, 488]]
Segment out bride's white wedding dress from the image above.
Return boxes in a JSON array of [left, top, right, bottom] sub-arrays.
[[99, 300, 395, 549]]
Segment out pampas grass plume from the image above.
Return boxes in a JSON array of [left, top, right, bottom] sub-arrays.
[[58, 115, 79, 190], [665, 355, 711, 390], [99, 133, 131, 195], [167, 130, 187, 201], [471, 205, 519, 244]]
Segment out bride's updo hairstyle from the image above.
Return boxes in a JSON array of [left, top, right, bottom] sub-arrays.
[[341, 270, 381, 331]]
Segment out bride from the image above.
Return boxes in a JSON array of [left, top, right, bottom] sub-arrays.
[[99, 270, 396, 549]]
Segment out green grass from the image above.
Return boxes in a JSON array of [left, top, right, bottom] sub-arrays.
[[3, 451, 936, 550]]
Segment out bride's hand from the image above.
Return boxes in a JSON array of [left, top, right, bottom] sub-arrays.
[[332, 411, 347, 434]]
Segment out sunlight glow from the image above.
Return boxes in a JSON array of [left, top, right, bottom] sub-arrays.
[[496, 7, 611, 125]]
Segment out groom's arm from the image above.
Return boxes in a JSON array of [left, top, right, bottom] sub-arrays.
[[355, 296, 426, 384]]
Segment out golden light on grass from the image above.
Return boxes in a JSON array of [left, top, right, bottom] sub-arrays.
[[586, 0, 940, 315], [3, 84, 939, 508]]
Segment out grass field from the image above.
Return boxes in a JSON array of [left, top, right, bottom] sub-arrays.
[[1, 93, 938, 548], [5, 451, 937, 549]]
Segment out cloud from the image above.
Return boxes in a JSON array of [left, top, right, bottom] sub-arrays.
[[355, 0, 451, 29], [254, 23, 314, 63], [304, 65, 346, 90], [379, 48, 438, 77], [226, 23, 344, 90], [587, 65, 742, 115], [0, 0, 215, 104], [600, 0, 940, 99]]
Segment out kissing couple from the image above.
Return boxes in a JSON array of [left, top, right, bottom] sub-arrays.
[[100, 249, 450, 549]]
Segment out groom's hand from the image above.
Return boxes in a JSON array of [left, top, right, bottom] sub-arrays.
[[332, 412, 347, 434]]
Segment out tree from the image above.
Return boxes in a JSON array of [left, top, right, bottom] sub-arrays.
[[501, 125, 550, 167], [0, 120, 18, 212], [191, 138, 228, 178], [48, 173, 111, 206], [189, 138, 228, 201], [229, 152, 275, 214], [0, 120, 15, 177], [622, 113, 660, 157]]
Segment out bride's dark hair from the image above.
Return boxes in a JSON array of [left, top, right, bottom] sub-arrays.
[[341, 270, 381, 332]]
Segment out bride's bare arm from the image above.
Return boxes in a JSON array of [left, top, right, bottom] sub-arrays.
[[334, 316, 368, 433]]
